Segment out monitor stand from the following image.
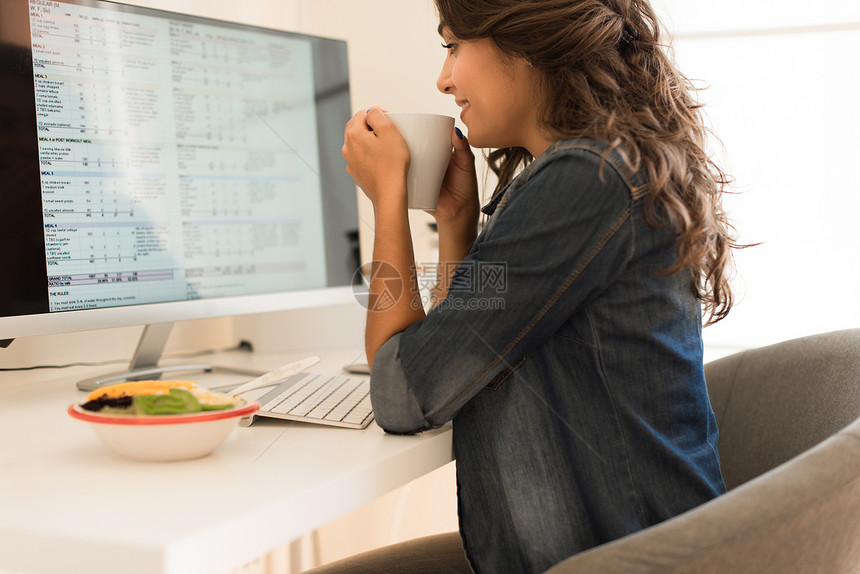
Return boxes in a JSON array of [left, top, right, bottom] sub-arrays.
[[75, 322, 265, 391]]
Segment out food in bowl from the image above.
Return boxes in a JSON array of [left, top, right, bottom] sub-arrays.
[[69, 380, 259, 462], [80, 380, 236, 415]]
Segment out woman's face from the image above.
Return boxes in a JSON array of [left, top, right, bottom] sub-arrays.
[[436, 29, 550, 156]]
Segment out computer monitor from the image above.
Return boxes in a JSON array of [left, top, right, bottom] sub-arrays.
[[0, 0, 359, 388]]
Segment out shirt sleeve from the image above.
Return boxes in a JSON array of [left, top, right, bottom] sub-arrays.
[[369, 147, 636, 434]]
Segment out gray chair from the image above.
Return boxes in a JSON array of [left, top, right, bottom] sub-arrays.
[[546, 328, 860, 573]]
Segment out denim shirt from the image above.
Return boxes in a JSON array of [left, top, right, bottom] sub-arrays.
[[371, 139, 726, 574]]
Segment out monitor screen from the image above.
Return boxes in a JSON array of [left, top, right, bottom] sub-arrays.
[[0, 0, 358, 349]]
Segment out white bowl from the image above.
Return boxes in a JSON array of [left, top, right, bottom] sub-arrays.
[[68, 400, 259, 462]]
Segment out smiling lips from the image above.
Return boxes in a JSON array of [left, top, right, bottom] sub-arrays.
[[457, 100, 471, 120]]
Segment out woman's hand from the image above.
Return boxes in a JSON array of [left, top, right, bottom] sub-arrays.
[[428, 129, 480, 303], [429, 128, 479, 226], [342, 107, 410, 208], [344, 107, 421, 367]]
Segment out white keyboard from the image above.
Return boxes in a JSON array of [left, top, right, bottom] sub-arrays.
[[251, 372, 373, 429]]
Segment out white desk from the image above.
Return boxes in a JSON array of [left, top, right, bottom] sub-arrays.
[[0, 348, 454, 574]]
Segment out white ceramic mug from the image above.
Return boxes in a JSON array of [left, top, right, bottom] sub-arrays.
[[386, 113, 455, 210]]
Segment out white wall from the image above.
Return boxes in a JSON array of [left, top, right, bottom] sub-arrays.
[[653, 1, 860, 351]]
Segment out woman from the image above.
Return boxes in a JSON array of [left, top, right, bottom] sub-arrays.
[[338, 0, 738, 572]]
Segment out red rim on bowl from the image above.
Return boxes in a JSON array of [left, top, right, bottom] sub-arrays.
[[67, 400, 260, 425]]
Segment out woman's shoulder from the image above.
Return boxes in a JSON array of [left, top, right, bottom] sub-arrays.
[[519, 137, 646, 195], [483, 139, 648, 218]]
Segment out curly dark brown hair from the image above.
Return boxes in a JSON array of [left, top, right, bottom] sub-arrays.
[[435, 0, 743, 324]]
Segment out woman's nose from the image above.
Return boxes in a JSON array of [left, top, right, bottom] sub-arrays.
[[436, 58, 453, 94]]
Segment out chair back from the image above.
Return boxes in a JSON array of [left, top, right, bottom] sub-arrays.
[[704, 328, 860, 489], [545, 415, 860, 574]]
